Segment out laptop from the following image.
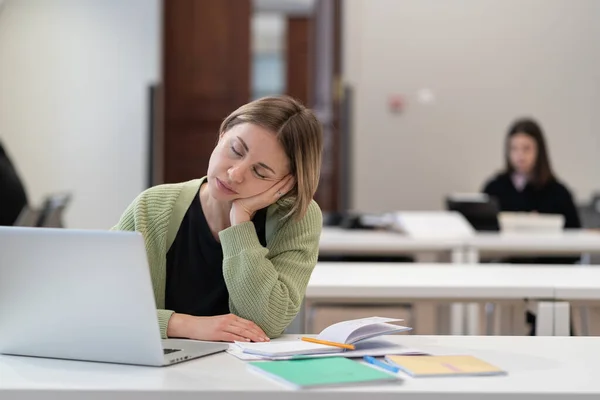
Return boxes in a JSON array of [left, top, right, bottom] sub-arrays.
[[0, 226, 228, 366], [446, 193, 500, 232]]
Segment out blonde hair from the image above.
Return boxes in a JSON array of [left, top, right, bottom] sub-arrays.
[[219, 95, 323, 220]]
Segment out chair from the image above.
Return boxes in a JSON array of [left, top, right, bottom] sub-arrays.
[[37, 193, 71, 228], [12, 193, 72, 228], [12, 205, 41, 227]]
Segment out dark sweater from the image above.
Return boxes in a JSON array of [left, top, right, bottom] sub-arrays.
[[483, 172, 581, 264], [0, 142, 28, 226]]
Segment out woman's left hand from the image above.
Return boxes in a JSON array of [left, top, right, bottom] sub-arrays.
[[230, 175, 295, 225]]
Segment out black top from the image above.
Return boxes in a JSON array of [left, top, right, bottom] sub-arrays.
[[483, 172, 581, 264], [165, 188, 268, 316], [0, 141, 28, 226]]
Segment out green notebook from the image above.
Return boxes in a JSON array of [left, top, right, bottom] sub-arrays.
[[248, 357, 402, 389]]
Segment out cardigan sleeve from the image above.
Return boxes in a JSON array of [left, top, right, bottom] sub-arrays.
[[218, 201, 322, 338], [110, 187, 176, 339]]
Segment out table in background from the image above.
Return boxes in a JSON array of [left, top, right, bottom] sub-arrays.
[[462, 230, 600, 335], [305, 263, 554, 335], [463, 230, 600, 263], [316, 228, 600, 336], [305, 262, 600, 336], [319, 227, 465, 262]]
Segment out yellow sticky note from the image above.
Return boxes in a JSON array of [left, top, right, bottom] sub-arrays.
[[384, 355, 506, 377]]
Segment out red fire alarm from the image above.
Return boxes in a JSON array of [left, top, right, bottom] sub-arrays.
[[388, 95, 405, 114]]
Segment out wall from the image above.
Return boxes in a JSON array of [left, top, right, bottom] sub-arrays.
[[0, 0, 160, 228], [344, 0, 600, 212]]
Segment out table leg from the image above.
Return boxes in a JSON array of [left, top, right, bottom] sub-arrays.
[[450, 303, 465, 335], [451, 248, 465, 264], [485, 302, 496, 335], [536, 301, 556, 336], [454, 247, 481, 335], [466, 303, 480, 335], [578, 253, 591, 336], [464, 248, 480, 264], [554, 301, 571, 337]]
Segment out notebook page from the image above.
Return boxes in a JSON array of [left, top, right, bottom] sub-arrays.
[[228, 339, 428, 361], [346, 323, 412, 344], [317, 317, 403, 343], [233, 341, 339, 357]]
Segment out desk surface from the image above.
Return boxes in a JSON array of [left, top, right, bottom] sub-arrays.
[[319, 227, 463, 255], [466, 230, 600, 254], [552, 265, 600, 300], [306, 262, 600, 301], [320, 227, 600, 257], [2, 335, 600, 400]]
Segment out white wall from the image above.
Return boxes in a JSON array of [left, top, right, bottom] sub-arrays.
[[0, 0, 160, 228], [344, 0, 600, 212]]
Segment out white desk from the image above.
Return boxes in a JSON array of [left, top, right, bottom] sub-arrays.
[[292, 228, 464, 334], [305, 263, 600, 336], [305, 263, 555, 336], [464, 230, 600, 262], [320, 228, 600, 262], [555, 275, 600, 301], [306, 263, 558, 300], [319, 227, 465, 262], [2, 335, 600, 400], [549, 271, 600, 336], [316, 229, 600, 335], [461, 230, 600, 335]]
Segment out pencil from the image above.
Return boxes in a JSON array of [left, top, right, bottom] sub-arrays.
[[301, 337, 355, 350]]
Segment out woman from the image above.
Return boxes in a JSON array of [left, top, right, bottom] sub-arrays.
[[483, 118, 581, 236], [482, 117, 581, 335], [113, 96, 323, 342]]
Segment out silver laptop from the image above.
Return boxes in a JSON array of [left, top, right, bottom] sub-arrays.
[[0, 226, 228, 366]]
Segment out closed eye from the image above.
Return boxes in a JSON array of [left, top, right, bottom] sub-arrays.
[[231, 138, 276, 179], [231, 144, 267, 179], [253, 167, 266, 179], [230, 145, 242, 157]]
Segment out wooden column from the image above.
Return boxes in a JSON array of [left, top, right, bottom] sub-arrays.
[[286, 17, 313, 106], [162, 0, 251, 183]]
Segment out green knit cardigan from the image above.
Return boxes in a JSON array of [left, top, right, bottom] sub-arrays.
[[112, 177, 322, 339]]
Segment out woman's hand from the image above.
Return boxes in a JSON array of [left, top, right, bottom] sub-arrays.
[[167, 313, 270, 342], [230, 175, 295, 225]]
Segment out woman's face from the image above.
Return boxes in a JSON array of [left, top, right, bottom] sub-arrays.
[[509, 132, 538, 175], [206, 123, 291, 201]]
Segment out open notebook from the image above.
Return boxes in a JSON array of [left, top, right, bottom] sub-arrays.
[[233, 317, 414, 359], [229, 338, 426, 361]]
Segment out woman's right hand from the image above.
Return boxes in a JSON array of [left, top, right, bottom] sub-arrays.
[[167, 313, 270, 342]]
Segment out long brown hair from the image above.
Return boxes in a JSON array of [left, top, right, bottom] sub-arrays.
[[504, 118, 555, 187]]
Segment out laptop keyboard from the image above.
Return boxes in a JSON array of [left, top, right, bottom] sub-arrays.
[[163, 348, 181, 355]]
